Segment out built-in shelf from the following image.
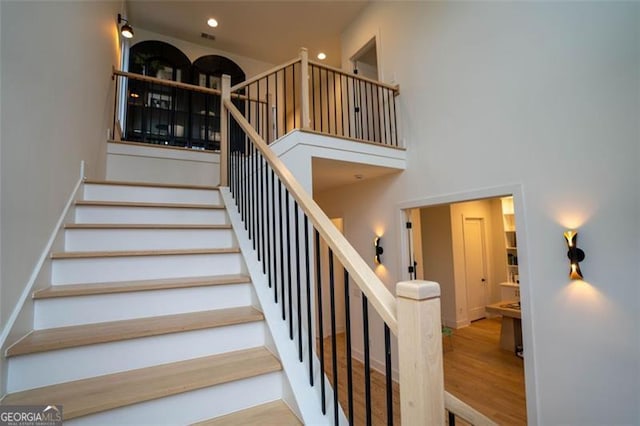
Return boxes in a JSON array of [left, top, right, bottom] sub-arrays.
[[501, 197, 519, 283]]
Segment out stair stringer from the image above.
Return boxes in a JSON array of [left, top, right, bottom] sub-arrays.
[[221, 188, 348, 425]]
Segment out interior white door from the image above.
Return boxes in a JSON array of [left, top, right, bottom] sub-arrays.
[[463, 217, 489, 321]]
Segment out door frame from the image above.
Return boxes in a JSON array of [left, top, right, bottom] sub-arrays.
[[396, 183, 538, 426]]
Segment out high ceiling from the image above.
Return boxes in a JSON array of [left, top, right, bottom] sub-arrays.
[[127, 1, 369, 67]]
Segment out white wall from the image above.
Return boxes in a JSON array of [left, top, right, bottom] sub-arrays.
[[0, 0, 122, 392], [131, 28, 274, 78], [336, 2, 639, 424], [419, 205, 456, 327]]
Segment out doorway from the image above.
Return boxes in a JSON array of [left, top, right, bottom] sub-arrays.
[[350, 37, 378, 80], [400, 191, 529, 422], [404, 197, 511, 327]]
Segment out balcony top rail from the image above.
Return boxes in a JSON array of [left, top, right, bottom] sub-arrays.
[[113, 67, 222, 96], [308, 59, 400, 94]]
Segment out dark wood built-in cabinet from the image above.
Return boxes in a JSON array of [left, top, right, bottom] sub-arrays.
[[124, 41, 245, 151]]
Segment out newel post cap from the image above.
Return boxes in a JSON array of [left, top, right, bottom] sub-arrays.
[[396, 280, 441, 300]]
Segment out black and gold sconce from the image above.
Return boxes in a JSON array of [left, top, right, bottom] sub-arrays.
[[118, 14, 134, 39], [374, 237, 384, 264], [564, 230, 585, 280]]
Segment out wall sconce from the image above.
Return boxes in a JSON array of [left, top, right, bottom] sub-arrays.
[[564, 230, 585, 280], [374, 237, 384, 264], [118, 14, 134, 39]]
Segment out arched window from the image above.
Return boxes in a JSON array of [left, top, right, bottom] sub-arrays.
[[190, 55, 246, 151], [129, 41, 191, 82]]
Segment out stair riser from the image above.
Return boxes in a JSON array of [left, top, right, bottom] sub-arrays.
[[84, 184, 220, 205], [34, 284, 254, 328], [64, 372, 283, 425], [7, 323, 267, 393], [52, 253, 244, 285], [75, 206, 227, 225], [64, 228, 235, 251]]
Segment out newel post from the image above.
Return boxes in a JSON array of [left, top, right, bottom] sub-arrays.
[[299, 47, 311, 130], [220, 74, 231, 187], [397, 280, 445, 425]]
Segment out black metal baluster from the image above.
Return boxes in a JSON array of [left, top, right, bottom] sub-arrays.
[[251, 144, 257, 250], [392, 90, 398, 146], [328, 249, 339, 425], [293, 63, 297, 128], [286, 193, 293, 338], [295, 202, 303, 360], [385, 323, 393, 425], [332, 71, 338, 136], [284, 66, 288, 133], [384, 88, 391, 146], [365, 82, 372, 142], [344, 270, 354, 425], [275, 71, 280, 138], [260, 154, 266, 272], [311, 65, 317, 131], [304, 215, 314, 385], [319, 67, 324, 133], [243, 137, 248, 229], [339, 74, 345, 138], [363, 295, 372, 426], [375, 85, 383, 144], [279, 180, 286, 319], [315, 229, 326, 415], [265, 157, 272, 284], [254, 144, 259, 254], [324, 69, 330, 134], [449, 411, 456, 426], [346, 76, 353, 139], [272, 170, 278, 302], [241, 132, 246, 225]]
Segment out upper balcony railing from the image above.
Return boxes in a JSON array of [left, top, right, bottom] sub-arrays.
[[231, 48, 400, 147], [112, 48, 400, 151]]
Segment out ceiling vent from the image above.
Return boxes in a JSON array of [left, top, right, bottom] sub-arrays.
[[201, 33, 216, 41]]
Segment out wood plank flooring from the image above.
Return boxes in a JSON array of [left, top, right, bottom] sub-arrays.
[[321, 318, 526, 425]]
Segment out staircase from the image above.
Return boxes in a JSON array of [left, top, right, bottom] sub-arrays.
[[1, 180, 302, 425]]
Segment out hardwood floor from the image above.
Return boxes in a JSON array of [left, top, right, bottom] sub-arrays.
[[443, 318, 527, 425], [321, 317, 526, 425]]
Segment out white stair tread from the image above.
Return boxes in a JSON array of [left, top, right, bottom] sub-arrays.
[[75, 200, 224, 209], [192, 400, 302, 426], [34, 274, 251, 299], [7, 307, 263, 357], [84, 179, 219, 190], [51, 247, 239, 259], [1, 347, 281, 421]]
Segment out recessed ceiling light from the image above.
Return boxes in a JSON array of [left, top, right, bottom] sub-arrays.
[[317, 52, 327, 60], [207, 18, 218, 28]]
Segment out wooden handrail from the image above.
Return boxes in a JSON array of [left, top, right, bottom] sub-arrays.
[[308, 59, 400, 94], [224, 98, 398, 334], [113, 68, 222, 96], [230, 56, 302, 93], [112, 68, 266, 104], [445, 392, 498, 426]]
